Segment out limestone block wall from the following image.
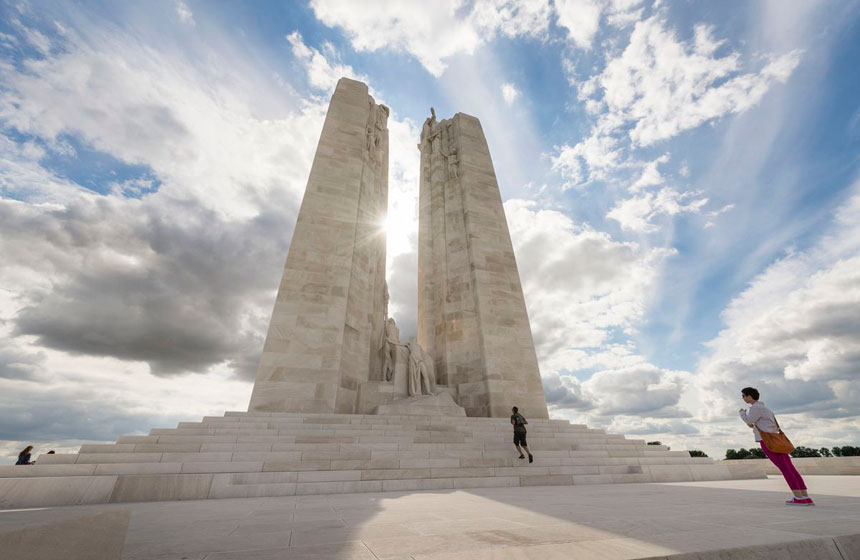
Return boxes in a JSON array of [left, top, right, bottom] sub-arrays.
[[418, 112, 548, 419], [248, 78, 388, 414]]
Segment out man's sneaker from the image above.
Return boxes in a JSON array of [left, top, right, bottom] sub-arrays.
[[785, 497, 814, 506], [528, 454, 534, 463], [518, 455, 526, 459]]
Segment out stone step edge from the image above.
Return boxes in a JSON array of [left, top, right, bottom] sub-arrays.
[[162, 427, 620, 437], [0, 464, 647, 480], [75, 445, 674, 455], [0, 464, 764, 508], [2, 457, 719, 477], [34, 450, 693, 465], [221, 411, 580, 422], [83, 441, 667, 451], [154, 429, 619, 438]]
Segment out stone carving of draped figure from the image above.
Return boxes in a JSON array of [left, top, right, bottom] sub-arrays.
[[406, 338, 436, 396], [381, 317, 398, 382], [380, 317, 410, 394]]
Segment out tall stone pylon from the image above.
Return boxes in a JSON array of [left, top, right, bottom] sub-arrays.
[[249, 78, 389, 413], [418, 111, 549, 418]]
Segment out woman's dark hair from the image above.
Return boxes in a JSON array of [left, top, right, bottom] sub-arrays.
[[741, 387, 760, 401], [512, 406, 519, 413], [20, 445, 33, 455]]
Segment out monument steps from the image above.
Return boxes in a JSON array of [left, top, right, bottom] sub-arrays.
[[0, 411, 763, 509]]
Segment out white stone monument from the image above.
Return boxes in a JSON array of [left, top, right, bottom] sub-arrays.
[[248, 78, 390, 414], [417, 110, 549, 419], [0, 79, 766, 510], [250, 80, 548, 418]]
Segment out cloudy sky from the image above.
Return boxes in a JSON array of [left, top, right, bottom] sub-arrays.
[[1, 0, 859, 461]]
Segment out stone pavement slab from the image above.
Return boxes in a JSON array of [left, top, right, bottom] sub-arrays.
[[0, 475, 858, 559]]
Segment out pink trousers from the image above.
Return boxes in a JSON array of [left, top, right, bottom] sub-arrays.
[[760, 441, 807, 490]]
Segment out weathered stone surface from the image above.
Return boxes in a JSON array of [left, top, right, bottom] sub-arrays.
[[417, 111, 548, 418], [3, 479, 859, 560], [108, 473, 214, 503], [0, 475, 117, 508], [0, 509, 130, 560], [373, 392, 466, 416], [248, 77, 389, 414]]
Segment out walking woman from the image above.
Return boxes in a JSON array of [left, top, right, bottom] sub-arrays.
[[738, 387, 813, 506], [16, 445, 35, 465]]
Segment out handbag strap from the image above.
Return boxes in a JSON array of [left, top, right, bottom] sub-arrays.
[[754, 413, 781, 433]]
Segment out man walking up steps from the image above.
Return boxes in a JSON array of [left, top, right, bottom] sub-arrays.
[[511, 406, 534, 463]]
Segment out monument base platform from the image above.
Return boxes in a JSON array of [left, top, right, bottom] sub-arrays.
[[0, 411, 763, 509], [1, 477, 858, 560]]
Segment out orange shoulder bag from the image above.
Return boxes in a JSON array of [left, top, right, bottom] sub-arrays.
[[757, 416, 795, 454]]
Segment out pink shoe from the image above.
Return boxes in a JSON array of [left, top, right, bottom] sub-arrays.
[[785, 497, 814, 506]]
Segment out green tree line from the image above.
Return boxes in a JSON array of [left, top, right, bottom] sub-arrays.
[[724, 446, 860, 460]]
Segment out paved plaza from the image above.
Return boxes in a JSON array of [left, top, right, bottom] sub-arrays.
[[1, 475, 858, 559]]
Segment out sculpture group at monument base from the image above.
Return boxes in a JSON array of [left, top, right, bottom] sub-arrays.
[[0, 410, 764, 509]]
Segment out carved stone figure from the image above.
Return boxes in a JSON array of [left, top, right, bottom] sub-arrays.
[[367, 103, 388, 160], [406, 338, 436, 396], [420, 107, 442, 153], [381, 317, 399, 382], [447, 147, 459, 179]]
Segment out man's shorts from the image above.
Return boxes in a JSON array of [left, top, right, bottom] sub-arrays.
[[513, 431, 527, 447]]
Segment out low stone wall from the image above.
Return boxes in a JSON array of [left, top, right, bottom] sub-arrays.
[[727, 456, 860, 475]]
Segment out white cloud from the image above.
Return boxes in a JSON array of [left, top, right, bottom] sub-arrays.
[[554, 0, 603, 49], [610, 417, 699, 436], [310, 0, 480, 76], [501, 82, 521, 105], [631, 153, 669, 191], [505, 199, 674, 372], [555, 17, 802, 187], [13, 19, 52, 55], [544, 362, 696, 425], [0, 134, 84, 202], [471, 0, 552, 38], [703, 203, 734, 228], [542, 370, 590, 409], [174, 1, 195, 26], [696, 185, 860, 434], [551, 129, 623, 187], [286, 31, 367, 93], [583, 364, 692, 417], [309, 0, 550, 76], [505, 196, 705, 425], [0, 16, 334, 455], [554, 0, 644, 49], [607, 187, 708, 232], [1, 26, 324, 220], [596, 19, 802, 147]]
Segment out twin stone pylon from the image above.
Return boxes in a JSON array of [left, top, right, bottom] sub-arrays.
[[249, 78, 548, 419]]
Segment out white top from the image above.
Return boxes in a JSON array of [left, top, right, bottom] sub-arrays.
[[739, 401, 779, 442]]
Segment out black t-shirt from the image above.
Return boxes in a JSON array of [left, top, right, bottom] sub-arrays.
[[511, 413, 527, 432]]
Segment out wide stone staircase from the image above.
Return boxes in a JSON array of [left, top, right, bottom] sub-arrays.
[[0, 411, 764, 508]]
